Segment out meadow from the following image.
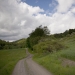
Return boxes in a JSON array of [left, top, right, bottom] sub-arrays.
[[0, 48, 26, 75]]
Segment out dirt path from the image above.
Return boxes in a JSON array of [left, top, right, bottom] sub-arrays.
[[12, 49, 52, 75], [12, 59, 28, 75], [61, 58, 75, 67]]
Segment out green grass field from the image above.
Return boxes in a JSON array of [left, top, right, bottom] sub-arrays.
[[0, 48, 26, 75], [33, 35, 75, 75]]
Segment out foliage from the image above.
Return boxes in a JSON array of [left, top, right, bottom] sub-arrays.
[[0, 39, 26, 50], [54, 28, 75, 38], [33, 40, 65, 53], [29, 25, 50, 37], [26, 25, 50, 50], [0, 40, 7, 50], [33, 33, 75, 75], [14, 38, 26, 48]]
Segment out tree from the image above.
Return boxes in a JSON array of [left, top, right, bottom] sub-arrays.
[[29, 25, 50, 37], [26, 25, 50, 50], [69, 29, 75, 34], [43, 26, 50, 35]]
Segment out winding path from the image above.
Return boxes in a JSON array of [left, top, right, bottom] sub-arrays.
[[12, 49, 52, 75]]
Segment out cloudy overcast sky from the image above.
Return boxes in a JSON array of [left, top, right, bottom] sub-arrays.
[[0, 0, 75, 41]]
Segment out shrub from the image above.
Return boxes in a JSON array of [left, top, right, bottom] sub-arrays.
[[33, 40, 65, 53]]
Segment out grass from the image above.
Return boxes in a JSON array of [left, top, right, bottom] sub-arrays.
[[0, 48, 26, 75], [33, 50, 75, 75], [33, 34, 75, 75], [28, 48, 34, 54], [60, 34, 75, 61], [61, 49, 75, 61]]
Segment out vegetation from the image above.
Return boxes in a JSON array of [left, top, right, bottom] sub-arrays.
[[0, 25, 75, 75], [0, 39, 26, 50], [33, 40, 65, 53], [33, 31, 75, 75], [0, 48, 26, 75], [14, 38, 26, 48], [26, 26, 75, 54], [33, 51, 75, 75], [26, 25, 50, 50], [53, 28, 75, 38], [25, 25, 75, 75], [60, 34, 75, 61]]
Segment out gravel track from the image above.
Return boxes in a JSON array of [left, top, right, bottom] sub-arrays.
[[12, 49, 52, 75]]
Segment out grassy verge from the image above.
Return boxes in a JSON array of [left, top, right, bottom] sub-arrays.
[[61, 49, 75, 61], [33, 50, 75, 75], [0, 48, 26, 75], [60, 35, 75, 61], [33, 35, 75, 75], [28, 48, 34, 54]]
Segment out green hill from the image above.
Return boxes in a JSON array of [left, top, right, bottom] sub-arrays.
[[0, 38, 26, 50], [33, 32, 75, 75], [14, 38, 26, 48]]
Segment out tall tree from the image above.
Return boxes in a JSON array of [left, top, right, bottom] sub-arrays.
[[26, 25, 50, 50]]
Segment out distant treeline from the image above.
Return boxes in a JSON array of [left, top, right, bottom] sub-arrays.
[[0, 39, 26, 50], [54, 29, 75, 38]]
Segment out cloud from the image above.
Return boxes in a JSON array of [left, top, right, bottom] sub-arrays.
[[56, 0, 75, 13], [0, 0, 75, 41], [49, 11, 75, 34], [49, 0, 75, 33], [0, 0, 44, 41], [49, 0, 57, 7]]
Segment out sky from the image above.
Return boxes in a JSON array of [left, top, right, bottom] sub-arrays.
[[0, 0, 75, 41]]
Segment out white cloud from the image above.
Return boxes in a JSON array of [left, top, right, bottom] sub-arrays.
[[56, 0, 75, 13], [49, 0, 57, 7], [49, 11, 75, 34], [0, 0, 75, 41], [71, 7, 75, 13], [0, 0, 44, 41]]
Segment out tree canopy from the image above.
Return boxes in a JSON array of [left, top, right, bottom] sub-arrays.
[[29, 25, 50, 37], [26, 25, 50, 50]]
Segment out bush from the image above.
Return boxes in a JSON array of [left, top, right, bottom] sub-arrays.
[[33, 40, 65, 53]]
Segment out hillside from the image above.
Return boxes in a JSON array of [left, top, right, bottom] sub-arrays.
[[14, 38, 26, 44], [33, 32, 75, 75], [14, 38, 26, 48], [0, 38, 26, 50], [25, 26, 75, 75]]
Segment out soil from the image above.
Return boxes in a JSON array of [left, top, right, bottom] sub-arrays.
[[61, 58, 75, 67]]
